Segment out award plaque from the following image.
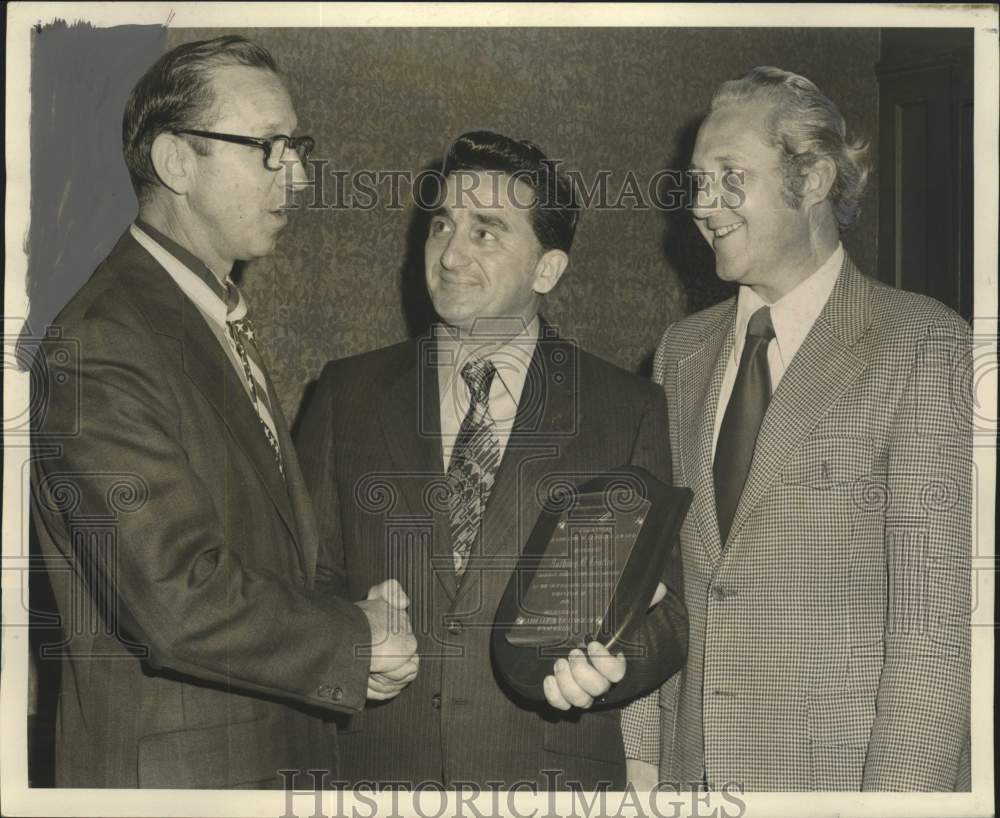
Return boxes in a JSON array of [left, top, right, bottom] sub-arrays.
[[492, 466, 692, 701]]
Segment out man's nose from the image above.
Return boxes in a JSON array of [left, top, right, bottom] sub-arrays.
[[283, 150, 310, 189], [690, 170, 723, 220], [439, 233, 470, 270]]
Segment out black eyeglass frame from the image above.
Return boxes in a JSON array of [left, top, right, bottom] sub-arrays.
[[172, 129, 315, 170]]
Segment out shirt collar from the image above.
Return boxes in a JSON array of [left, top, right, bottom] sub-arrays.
[[131, 221, 246, 324], [732, 243, 844, 368], [134, 219, 229, 298], [436, 315, 540, 409]]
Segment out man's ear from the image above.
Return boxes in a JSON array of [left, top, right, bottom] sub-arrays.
[[150, 132, 196, 195], [532, 249, 569, 295], [801, 156, 837, 209]]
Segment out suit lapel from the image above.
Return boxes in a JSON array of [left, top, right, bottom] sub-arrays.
[[726, 257, 871, 544], [119, 233, 302, 560], [456, 330, 577, 603], [378, 337, 456, 599], [177, 289, 303, 542], [676, 302, 735, 566]]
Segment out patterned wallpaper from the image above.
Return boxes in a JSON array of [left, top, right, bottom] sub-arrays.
[[163, 27, 880, 423]]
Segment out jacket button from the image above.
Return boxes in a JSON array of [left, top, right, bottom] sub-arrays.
[[331, 687, 343, 702], [712, 585, 727, 600], [431, 693, 442, 709], [447, 619, 462, 635], [317, 684, 332, 698]]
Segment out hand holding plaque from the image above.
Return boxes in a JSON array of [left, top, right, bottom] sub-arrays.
[[492, 466, 692, 703], [542, 582, 666, 710]]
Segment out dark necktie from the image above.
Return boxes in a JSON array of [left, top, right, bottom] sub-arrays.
[[447, 358, 501, 576], [225, 284, 284, 476], [714, 305, 775, 545]]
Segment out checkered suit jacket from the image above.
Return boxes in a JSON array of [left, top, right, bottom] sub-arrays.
[[650, 256, 972, 791]]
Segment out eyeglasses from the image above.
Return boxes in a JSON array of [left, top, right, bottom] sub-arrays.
[[172, 129, 315, 171]]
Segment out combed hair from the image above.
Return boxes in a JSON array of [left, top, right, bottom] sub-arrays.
[[122, 36, 279, 200], [441, 130, 579, 253], [710, 66, 871, 230]]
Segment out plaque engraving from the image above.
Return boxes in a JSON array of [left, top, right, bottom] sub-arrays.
[[505, 497, 650, 650]]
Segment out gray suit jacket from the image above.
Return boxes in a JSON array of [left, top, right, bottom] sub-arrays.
[[652, 257, 972, 791], [31, 230, 371, 788], [296, 323, 689, 789]]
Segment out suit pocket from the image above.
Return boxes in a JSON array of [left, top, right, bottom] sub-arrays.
[[137, 715, 278, 788], [806, 690, 875, 790], [780, 437, 876, 489], [542, 710, 624, 764]]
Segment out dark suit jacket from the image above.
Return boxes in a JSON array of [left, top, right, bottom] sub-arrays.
[[296, 322, 688, 790], [30, 230, 371, 788], [652, 257, 972, 790]]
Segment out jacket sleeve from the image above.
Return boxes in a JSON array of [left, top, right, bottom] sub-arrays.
[[32, 317, 371, 714], [621, 691, 660, 764], [862, 317, 972, 790]]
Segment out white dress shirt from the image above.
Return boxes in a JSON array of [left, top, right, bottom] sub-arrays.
[[711, 243, 844, 457], [436, 316, 539, 470]]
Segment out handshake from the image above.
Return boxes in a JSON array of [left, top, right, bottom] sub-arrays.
[[355, 579, 419, 701], [354, 578, 667, 707]]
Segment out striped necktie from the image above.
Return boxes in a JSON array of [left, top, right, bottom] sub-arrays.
[[447, 358, 501, 576], [225, 284, 284, 476]]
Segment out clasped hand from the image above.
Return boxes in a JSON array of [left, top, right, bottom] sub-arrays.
[[542, 581, 666, 710], [355, 579, 419, 700]]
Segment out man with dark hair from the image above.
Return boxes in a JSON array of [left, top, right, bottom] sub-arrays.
[[439, 130, 579, 252], [31, 35, 417, 788], [296, 129, 688, 789], [643, 67, 971, 791]]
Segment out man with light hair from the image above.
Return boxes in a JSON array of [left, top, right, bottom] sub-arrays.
[[640, 66, 971, 791]]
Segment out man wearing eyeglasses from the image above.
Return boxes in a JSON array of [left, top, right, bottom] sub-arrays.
[[31, 35, 417, 789]]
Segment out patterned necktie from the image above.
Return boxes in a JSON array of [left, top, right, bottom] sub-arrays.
[[225, 284, 284, 476], [714, 305, 775, 545], [447, 358, 501, 576]]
